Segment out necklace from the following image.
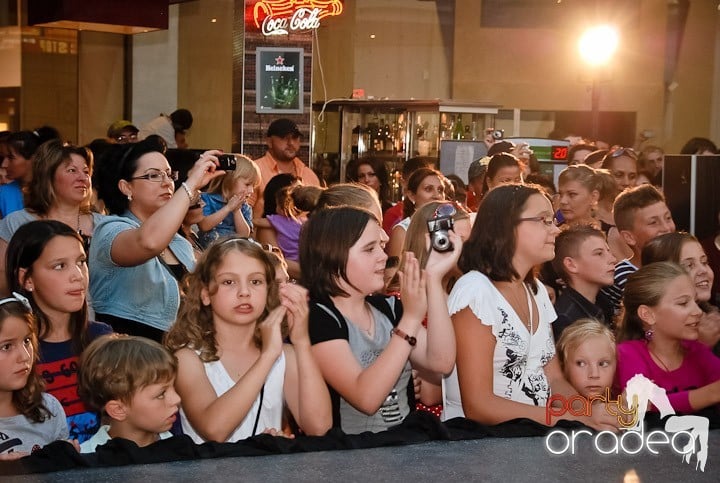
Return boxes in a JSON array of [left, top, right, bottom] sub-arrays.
[[504, 282, 534, 333], [358, 303, 375, 338], [647, 344, 682, 372]]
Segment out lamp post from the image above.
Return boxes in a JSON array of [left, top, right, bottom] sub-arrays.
[[578, 25, 619, 140]]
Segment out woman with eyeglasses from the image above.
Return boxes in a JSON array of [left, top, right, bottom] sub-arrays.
[[0, 140, 101, 296], [601, 147, 638, 192], [443, 183, 622, 432], [89, 138, 223, 341]]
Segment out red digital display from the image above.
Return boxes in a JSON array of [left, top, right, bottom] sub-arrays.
[[551, 146, 568, 161]]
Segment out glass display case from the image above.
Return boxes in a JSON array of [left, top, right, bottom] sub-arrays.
[[311, 99, 499, 199]]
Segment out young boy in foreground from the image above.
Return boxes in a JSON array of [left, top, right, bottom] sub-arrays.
[[78, 335, 181, 453]]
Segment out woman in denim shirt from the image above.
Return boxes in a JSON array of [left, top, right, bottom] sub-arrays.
[[89, 138, 224, 341]]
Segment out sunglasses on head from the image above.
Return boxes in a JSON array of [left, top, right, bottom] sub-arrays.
[[609, 147, 638, 160]]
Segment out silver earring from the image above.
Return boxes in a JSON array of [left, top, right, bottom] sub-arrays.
[[127, 194, 133, 201]]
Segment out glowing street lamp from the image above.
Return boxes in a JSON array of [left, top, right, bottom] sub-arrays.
[[578, 25, 619, 139]]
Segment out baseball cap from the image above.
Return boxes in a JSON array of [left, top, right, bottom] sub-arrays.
[[267, 118, 302, 138], [107, 120, 138, 139], [468, 156, 491, 181]]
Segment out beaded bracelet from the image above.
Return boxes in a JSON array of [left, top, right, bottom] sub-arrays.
[[391, 327, 416, 347]]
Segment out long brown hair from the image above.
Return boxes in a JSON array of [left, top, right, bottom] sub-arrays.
[[165, 237, 282, 362], [0, 300, 52, 423]]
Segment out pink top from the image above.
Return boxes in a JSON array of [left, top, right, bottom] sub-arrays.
[[615, 339, 720, 414]]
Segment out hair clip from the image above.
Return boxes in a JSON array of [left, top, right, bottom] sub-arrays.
[[0, 292, 33, 313]]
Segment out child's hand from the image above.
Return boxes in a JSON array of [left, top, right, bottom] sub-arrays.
[[398, 252, 427, 324], [424, 231, 462, 280], [66, 439, 80, 452], [0, 451, 28, 461], [226, 194, 244, 212], [279, 282, 310, 346], [261, 427, 296, 439], [258, 305, 286, 358]]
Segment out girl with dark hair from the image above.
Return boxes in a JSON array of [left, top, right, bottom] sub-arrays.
[[444, 184, 620, 431], [386, 167, 444, 262], [0, 127, 60, 218], [0, 139, 102, 296], [482, 153, 522, 197], [0, 294, 69, 460], [5, 220, 112, 443], [615, 262, 720, 415], [89, 138, 224, 341], [346, 157, 393, 213], [301, 206, 459, 433]]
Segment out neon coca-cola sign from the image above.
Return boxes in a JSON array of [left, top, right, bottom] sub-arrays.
[[251, 1, 343, 36]]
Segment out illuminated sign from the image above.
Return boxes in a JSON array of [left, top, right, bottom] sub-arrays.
[[551, 145, 569, 161], [251, 1, 343, 36]]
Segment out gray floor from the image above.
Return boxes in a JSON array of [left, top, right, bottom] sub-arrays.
[[6, 430, 719, 483]]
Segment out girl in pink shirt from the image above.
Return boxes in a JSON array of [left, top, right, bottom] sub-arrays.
[[615, 261, 720, 414]]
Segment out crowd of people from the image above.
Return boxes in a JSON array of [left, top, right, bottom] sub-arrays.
[[1, 116, 719, 466]]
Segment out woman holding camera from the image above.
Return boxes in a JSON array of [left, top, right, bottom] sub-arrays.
[[89, 138, 224, 341]]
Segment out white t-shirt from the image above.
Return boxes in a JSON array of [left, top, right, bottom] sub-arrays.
[[442, 271, 556, 420], [80, 425, 173, 453]]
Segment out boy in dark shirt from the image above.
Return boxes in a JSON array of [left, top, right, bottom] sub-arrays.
[[552, 225, 616, 339]]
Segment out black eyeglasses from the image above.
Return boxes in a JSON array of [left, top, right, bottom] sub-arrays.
[[517, 216, 558, 227], [131, 169, 179, 183]]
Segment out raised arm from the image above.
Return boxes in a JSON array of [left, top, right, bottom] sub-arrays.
[[111, 152, 223, 266], [408, 232, 462, 375], [280, 283, 331, 435], [310, 256, 426, 415], [174, 306, 286, 442]]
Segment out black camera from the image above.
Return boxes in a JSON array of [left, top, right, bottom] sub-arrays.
[[218, 154, 237, 171], [427, 205, 455, 252], [491, 129, 504, 140]]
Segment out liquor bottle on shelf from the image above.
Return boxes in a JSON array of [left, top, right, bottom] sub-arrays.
[[351, 125, 361, 158], [452, 116, 464, 140], [463, 125, 472, 140]]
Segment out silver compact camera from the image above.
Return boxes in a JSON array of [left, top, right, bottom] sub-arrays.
[[427, 203, 456, 252]]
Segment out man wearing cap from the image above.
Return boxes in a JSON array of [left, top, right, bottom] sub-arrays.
[[138, 108, 193, 149], [250, 118, 320, 214], [107, 120, 139, 144]]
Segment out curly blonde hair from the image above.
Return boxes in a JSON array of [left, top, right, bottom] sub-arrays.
[[165, 237, 282, 362]]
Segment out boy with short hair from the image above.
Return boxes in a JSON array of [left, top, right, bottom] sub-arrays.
[[602, 184, 676, 310], [552, 225, 617, 339], [78, 335, 181, 453]]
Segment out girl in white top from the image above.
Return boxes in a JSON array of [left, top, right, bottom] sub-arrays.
[[443, 183, 621, 432], [166, 237, 331, 442]]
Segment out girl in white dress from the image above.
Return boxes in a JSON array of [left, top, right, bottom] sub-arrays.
[[166, 237, 331, 442]]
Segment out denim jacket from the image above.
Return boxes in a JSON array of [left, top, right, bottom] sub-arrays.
[[88, 211, 195, 331]]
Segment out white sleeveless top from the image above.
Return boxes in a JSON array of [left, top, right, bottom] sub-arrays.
[[181, 350, 286, 443], [442, 271, 556, 421]]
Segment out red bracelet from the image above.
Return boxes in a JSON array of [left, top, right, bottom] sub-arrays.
[[391, 328, 416, 347]]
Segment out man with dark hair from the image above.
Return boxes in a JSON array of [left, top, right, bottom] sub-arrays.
[[250, 118, 320, 215], [138, 108, 193, 149]]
